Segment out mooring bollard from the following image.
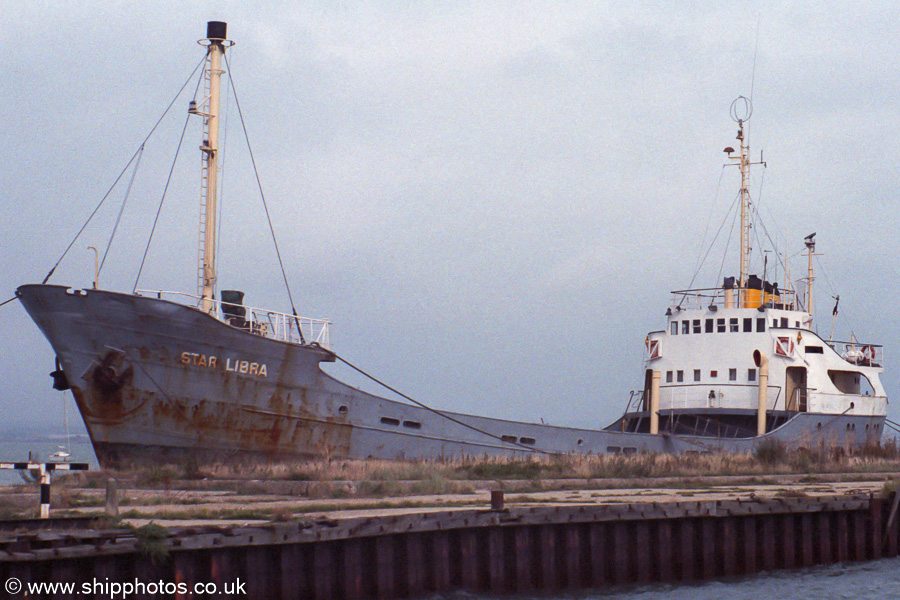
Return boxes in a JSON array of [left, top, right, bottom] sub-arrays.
[[491, 490, 505, 511], [0, 461, 89, 518]]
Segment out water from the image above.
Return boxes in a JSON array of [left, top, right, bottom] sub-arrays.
[[0, 430, 98, 484], [427, 557, 900, 599]]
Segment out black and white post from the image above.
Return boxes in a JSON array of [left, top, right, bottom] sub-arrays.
[[0, 461, 89, 518]]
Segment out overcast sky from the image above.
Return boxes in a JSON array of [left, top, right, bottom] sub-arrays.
[[2, 2, 900, 444]]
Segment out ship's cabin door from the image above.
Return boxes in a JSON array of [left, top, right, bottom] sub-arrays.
[[785, 366, 808, 412]]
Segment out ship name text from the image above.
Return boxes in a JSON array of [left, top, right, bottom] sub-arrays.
[[179, 352, 268, 377]]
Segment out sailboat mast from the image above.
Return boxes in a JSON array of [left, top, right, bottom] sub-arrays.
[[196, 21, 230, 314]]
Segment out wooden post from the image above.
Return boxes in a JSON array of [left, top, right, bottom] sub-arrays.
[[105, 478, 119, 516]]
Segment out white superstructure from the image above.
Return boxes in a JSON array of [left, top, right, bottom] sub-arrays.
[[620, 98, 887, 443]]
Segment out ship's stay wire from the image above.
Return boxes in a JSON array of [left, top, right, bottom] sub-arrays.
[[224, 53, 306, 344], [318, 345, 552, 455], [677, 184, 740, 308], [40, 56, 205, 286], [814, 255, 859, 341], [100, 145, 145, 277], [714, 191, 742, 287], [133, 70, 206, 292], [686, 165, 727, 288]]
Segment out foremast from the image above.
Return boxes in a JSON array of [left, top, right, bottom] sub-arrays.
[[190, 22, 233, 315]]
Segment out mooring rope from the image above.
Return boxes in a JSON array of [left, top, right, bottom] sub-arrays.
[[314, 344, 552, 455]]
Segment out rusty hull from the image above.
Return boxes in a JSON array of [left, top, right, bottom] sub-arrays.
[[15, 284, 883, 468]]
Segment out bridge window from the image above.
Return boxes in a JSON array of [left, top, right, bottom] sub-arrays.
[[743, 318, 752, 332], [671, 322, 678, 335], [757, 318, 766, 332], [693, 319, 701, 333], [705, 318, 714, 333], [682, 321, 690, 334], [717, 318, 726, 333], [729, 318, 739, 332]]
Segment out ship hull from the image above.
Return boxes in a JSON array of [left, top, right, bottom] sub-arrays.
[[16, 285, 884, 467]]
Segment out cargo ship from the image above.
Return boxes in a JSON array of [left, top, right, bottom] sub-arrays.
[[15, 22, 887, 466]]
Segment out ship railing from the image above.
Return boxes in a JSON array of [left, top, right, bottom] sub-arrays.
[[825, 340, 884, 368], [669, 287, 798, 311], [662, 384, 781, 411], [136, 289, 332, 349]]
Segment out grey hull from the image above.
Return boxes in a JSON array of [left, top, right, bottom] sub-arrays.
[[16, 285, 883, 467]]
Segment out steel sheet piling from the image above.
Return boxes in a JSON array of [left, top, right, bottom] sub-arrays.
[[3, 493, 898, 599]]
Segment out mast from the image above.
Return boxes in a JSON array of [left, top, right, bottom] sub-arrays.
[[805, 232, 816, 320], [190, 21, 232, 314], [726, 96, 764, 301]]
